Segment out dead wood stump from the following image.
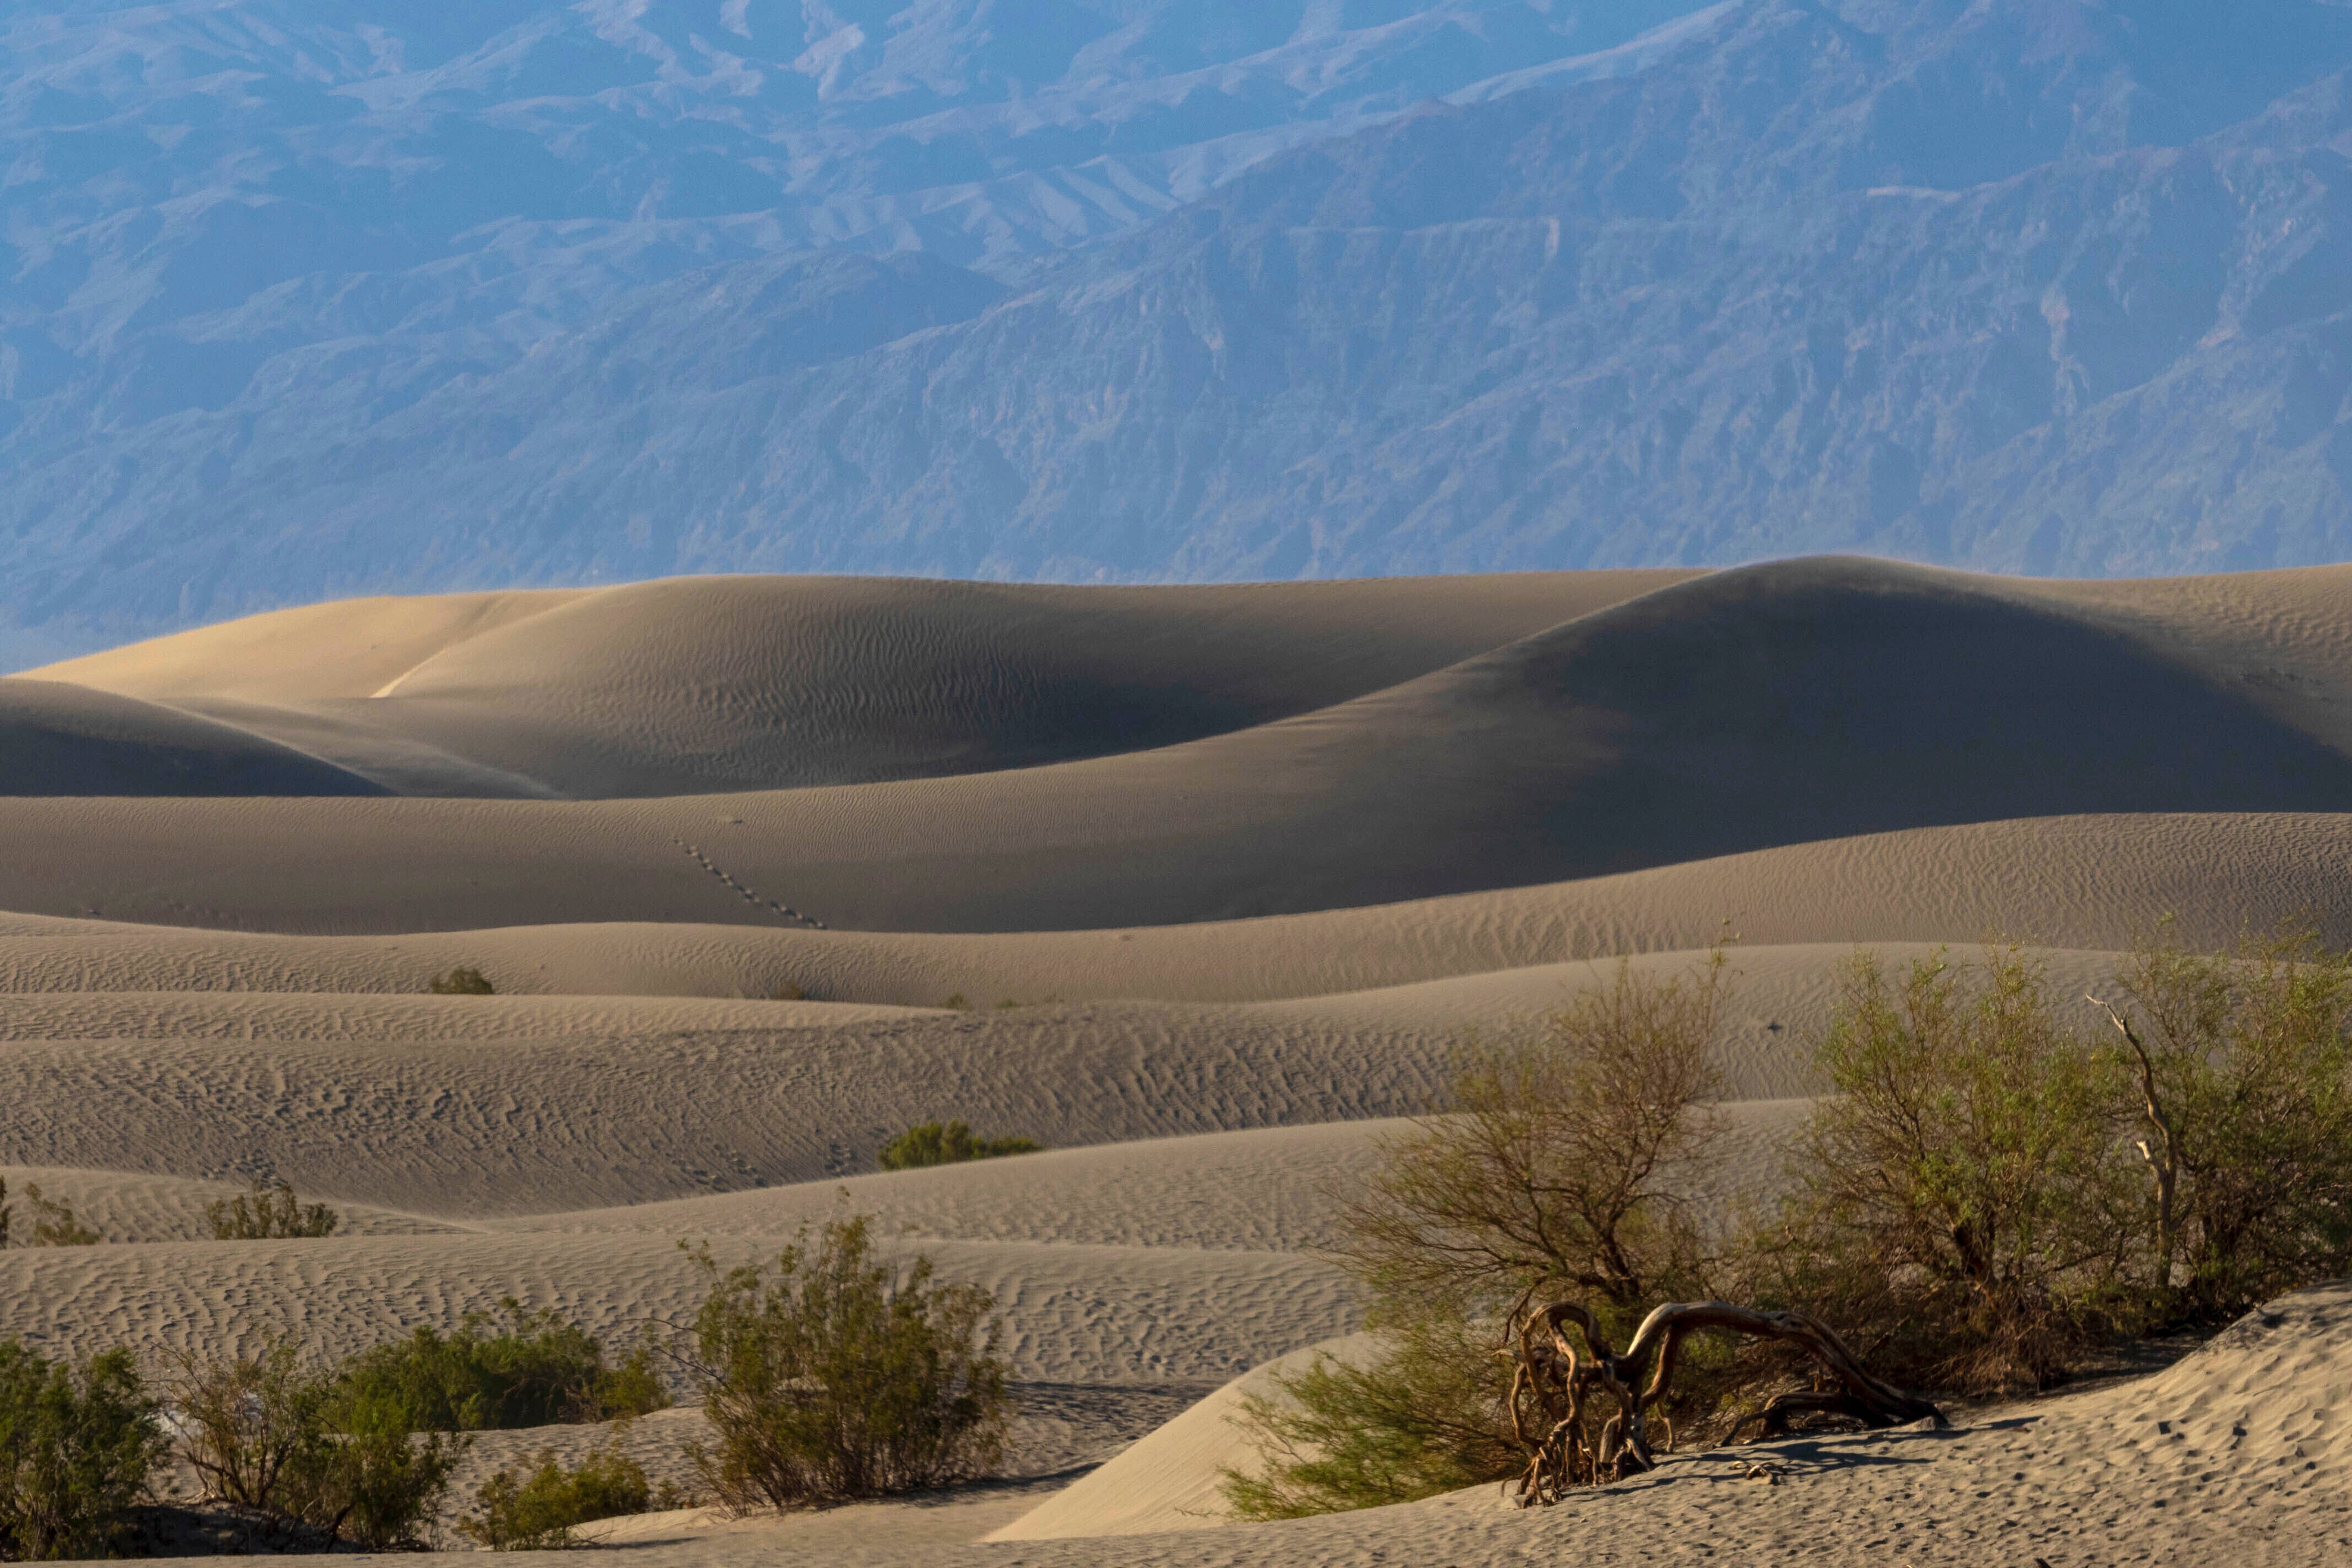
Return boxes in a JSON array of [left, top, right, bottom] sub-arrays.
[[1504, 1299, 1945, 1504]]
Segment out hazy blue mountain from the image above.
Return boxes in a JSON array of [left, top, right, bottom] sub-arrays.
[[8, 1, 2352, 657]]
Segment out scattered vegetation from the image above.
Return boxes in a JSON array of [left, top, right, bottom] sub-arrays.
[[938, 993, 970, 1011], [0, 1341, 167, 1560], [207, 1181, 340, 1241], [681, 1217, 1011, 1511], [0, 1302, 674, 1556], [766, 983, 808, 1002], [1226, 935, 2352, 1517], [876, 1121, 1045, 1171], [428, 966, 497, 995], [458, 1439, 685, 1550], [339, 1301, 669, 1432], [18, 1185, 98, 1248], [171, 1341, 463, 1551]]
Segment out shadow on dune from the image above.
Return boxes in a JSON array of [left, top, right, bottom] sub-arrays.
[[0, 679, 387, 798], [5, 558, 2352, 931]]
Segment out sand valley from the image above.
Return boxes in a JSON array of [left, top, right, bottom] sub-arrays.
[[4, 560, 2350, 1564]]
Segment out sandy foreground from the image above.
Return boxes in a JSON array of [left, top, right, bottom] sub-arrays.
[[4, 561, 2350, 1563]]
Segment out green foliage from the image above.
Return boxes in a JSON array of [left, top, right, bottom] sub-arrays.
[[1336, 954, 1726, 1319], [0, 1342, 167, 1560], [1229, 955, 1731, 1518], [1773, 947, 2134, 1391], [339, 1301, 669, 1432], [457, 1440, 678, 1550], [875, 1121, 1044, 1172], [2111, 930, 2352, 1323], [206, 1181, 339, 1241], [169, 1341, 463, 1551], [1225, 933, 2352, 1523], [428, 966, 497, 995], [684, 1216, 1011, 1510], [21, 1186, 98, 1248], [1222, 1317, 1522, 1521]]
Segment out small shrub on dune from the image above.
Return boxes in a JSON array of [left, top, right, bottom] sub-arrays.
[[458, 1439, 682, 1550], [682, 1217, 1010, 1510], [207, 1180, 339, 1240], [21, 1185, 98, 1248], [876, 1120, 1044, 1171], [170, 1341, 462, 1551], [1225, 955, 1731, 1519], [428, 965, 497, 995], [1222, 1316, 1524, 1521], [339, 1301, 668, 1432], [0, 1341, 167, 1560]]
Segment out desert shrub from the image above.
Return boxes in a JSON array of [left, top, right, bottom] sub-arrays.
[[170, 1342, 461, 1551], [1766, 947, 2134, 1392], [0, 1342, 167, 1560], [457, 1440, 679, 1550], [2106, 929, 2352, 1324], [938, 993, 969, 1011], [1223, 1315, 1524, 1521], [876, 1121, 1044, 1171], [206, 1180, 339, 1241], [1227, 955, 1731, 1519], [339, 1301, 668, 1432], [1336, 954, 1727, 1318], [684, 1217, 1010, 1510], [767, 983, 808, 1002], [428, 966, 496, 995], [20, 1186, 97, 1248]]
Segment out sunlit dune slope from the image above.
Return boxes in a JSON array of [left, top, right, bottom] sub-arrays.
[[27, 572, 1690, 797]]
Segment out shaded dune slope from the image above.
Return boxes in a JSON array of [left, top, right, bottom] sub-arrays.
[[7, 559, 2352, 929], [0, 679, 387, 797], [27, 572, 1690, 798]]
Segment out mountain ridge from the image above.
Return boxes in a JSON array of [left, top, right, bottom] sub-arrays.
[[11, 2, 2352, 654]]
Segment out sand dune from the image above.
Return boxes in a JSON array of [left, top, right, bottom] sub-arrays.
[[0, 942, 2144, 1219], [0, 802, 2345, 945], [0, 679, 386, 797], [25, 591, 586, 704], [31, 572, 1686, 797], [10, 561, 2352, 928], [0, 1007, 1451, 1213], [986, 1334, 1382, 1542], [0, 1229, 1356, 1387], [11, 563, 2352, 1567], [0, 1167, 461, 1242]]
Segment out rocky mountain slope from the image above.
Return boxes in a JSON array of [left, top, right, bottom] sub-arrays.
[[10, 1, 2352, 655]]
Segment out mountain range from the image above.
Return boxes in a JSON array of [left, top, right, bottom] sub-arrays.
[[10, 0, 2352, 659]]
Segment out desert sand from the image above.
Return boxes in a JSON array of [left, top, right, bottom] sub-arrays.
[[4, 559, 2348, 1563]]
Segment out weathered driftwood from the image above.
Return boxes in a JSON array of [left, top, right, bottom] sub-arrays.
[[1503, 1299, 1946, 1504]]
